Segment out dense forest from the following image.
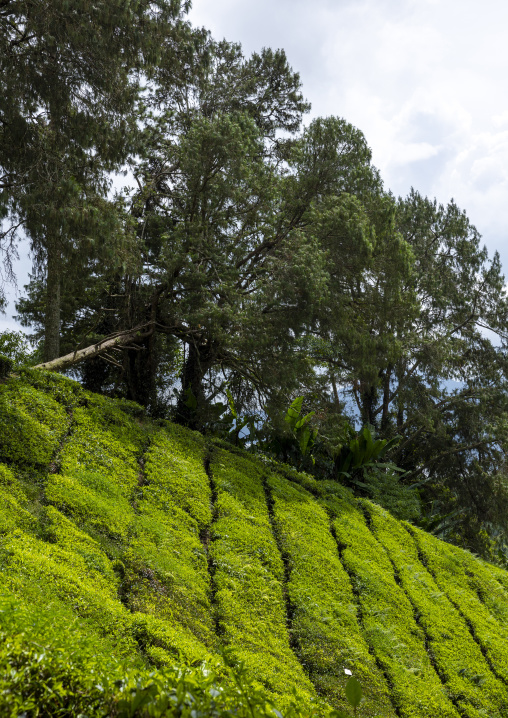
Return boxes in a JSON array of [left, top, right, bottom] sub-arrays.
[[2, 0, 508, 563]]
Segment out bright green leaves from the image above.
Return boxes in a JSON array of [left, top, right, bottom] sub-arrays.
[[266, 471, 394, 715], [210, 450, 316, 708], [0, 379, 69, 466]]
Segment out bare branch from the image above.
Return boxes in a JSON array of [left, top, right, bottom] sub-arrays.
[[32, 322, 155, 372]]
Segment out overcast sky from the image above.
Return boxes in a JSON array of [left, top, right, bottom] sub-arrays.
[[2, 0, 507, 332]]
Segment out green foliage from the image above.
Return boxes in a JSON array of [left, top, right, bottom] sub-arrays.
[[358, 467, 421, 522], [47, 471, 136, 540], [345, 677, 363, 712], [19, 367, 86, 406], [329, 493, 459, 717], [43, 398, 142, 541], [59, 405, 142, 493], [0, 529, 138, 655], [334, 424, 400, 479], [2, 0, 192, 360], [283, 396, 318, 460], [0, 593, 310, 718], [144, 424, 211, 531], [3, 0, 508, 562], [411, 524, 508, 684], [0, 379, 69, 466], [0, 353, 13, 378], [0, 592, 129, 718], [0, 464, 36, 534], [126, 509, 214, 651], [327, 423, 420, 522], [0, 330, 40, 367], [4, 373, 508, 717], [132, 425, 215, 649]]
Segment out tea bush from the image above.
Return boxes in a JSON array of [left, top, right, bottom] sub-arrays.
[[3, 371, 508, 716], [366, 501, 508, 717], [210, 449, 317, 710], [329, 496, 459, 717], [411, 524, 508, 685], [266, 471, 394, 717]]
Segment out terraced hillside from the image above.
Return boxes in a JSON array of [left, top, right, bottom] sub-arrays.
[[2, 369, 508, 716]]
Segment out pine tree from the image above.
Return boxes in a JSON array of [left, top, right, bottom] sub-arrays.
[[1, 0, 192, 359]]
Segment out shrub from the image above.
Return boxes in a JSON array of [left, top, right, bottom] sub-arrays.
[[0, 353, 13, 378], [143, 425, 211, 531], [0, 381, 69, 466], [0, 330, 40, 367], [327, 495, 458, 717], [411, 524, 508, 685]]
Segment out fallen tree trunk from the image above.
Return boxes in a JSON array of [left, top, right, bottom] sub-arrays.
[[33, 322, 155, 372]]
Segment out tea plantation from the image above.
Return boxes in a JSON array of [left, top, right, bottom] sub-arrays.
[[2, 369, 508, 716]]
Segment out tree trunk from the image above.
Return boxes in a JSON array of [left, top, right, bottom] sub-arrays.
[[33, 323, 154, 372], [361, 384, 377, 428], [124, 333, 158, 411], [380, 365, 393, 433], [43, 239, 61, 362], [175, 341, 210, 429]]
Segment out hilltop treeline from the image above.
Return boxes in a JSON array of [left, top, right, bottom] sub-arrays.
[[2, 0, 508, 560]]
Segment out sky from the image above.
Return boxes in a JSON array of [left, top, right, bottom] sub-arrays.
[[2, 0, 508, 332]]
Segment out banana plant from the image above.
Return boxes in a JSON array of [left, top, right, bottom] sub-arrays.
[[283, 396, 318, 461], [334, 423, 402, 482]]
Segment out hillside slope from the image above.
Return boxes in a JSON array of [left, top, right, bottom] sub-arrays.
[[2, 370, 508, 717]]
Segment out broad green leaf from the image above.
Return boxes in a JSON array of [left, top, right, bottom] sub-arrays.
[[184, 386, 197, 410], [285, 397, 304, 429], [345, 676, 362, 708]]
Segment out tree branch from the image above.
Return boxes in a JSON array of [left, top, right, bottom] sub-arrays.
[[32, 322, 155, 372]]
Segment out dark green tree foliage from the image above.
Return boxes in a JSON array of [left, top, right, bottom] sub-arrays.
[[311, 188, 508, 558], [116, 42, 384, 420], [99, 40, 329, 418], [0, 0, 191, 359]]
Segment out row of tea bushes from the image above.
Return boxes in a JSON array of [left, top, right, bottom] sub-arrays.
[[210, 449, 319, 712], [0, 377, 70, 467], [327, 493, 459, 718], [366, 502, 508, 718], [143, 423, 212, 530], [266, 471, 394, 717], [0, 372, 214, 669], [269, 466, 463, 718], [129, 426, 216, 658], [0, 376, 139, 658], [410, 525, 508, 685], [0, 588, 302, 718]]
